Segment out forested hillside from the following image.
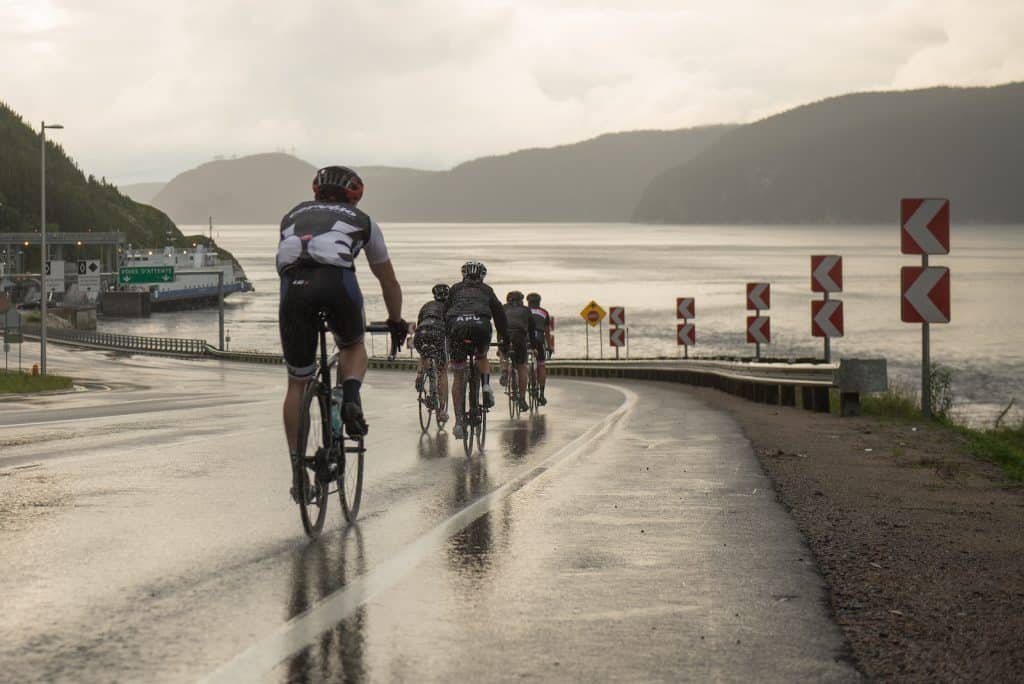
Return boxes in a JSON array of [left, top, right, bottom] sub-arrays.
[[0, 101, 184, 245], [634, 83, 1024, 224], [145, 127, 731, 224]]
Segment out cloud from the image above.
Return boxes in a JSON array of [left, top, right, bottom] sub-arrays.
[[1, 0, 1021, 183]]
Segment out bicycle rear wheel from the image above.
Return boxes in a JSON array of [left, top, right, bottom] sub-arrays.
[[464, 365, 478, 457], [297, 380, 331, 537], [507, 369, 517, 419], [339, 435, 364, 522], [418, 387, 432, 433]]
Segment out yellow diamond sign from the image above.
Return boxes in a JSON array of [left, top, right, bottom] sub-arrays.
[[579, 300, 606, 328]]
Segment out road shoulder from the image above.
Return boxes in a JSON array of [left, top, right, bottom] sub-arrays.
[[690, 386, 1024, 682]]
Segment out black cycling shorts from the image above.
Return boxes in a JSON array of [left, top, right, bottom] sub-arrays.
[[506, 331, 529, 365], [413, 324, 447, 365], [279, 264, 364, 379], [531, 329, 547, 366], [447, 315, 492, 367]]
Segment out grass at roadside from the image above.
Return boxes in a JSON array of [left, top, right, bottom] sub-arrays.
[[853, 379, 1024, 481], [0, 372, 73, 394]]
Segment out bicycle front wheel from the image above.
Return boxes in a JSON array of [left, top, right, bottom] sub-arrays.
[[339, 436, 364, 522], [297, 380, 331, 537]]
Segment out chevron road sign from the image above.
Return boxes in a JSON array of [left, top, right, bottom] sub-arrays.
[[609, 306, 625, 327], [677, 323, 695, 346], [811, 255, 843, 293], [902, 267, 951, 323], [746, 316, 770, 345], [901, 198, 950, 255], [609, 327, 626, 347], [812, 299, 844, 337], [676, 297, 694, 319], [746, 283, 770, 310]]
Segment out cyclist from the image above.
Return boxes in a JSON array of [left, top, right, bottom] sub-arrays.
[[526, 292, 553, 405], [500, 290, 535, 413], [444, 261, 508, 439], [413, 283, 450, 423], [277, 165, 406, 500]]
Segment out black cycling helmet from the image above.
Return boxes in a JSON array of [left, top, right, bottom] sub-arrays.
[[461, 261, 486, 281], [432, 283, 450, 301], [313, 165, 364, 203], [526, 292, 541, 306], [506, 290, 524, 304]]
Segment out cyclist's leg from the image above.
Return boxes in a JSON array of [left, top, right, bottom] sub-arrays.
[[475, 319, 495, 407], [536, 340, 548, 399], [448, 328, 468, 425], [279, 269, 318, 454], [324, 268, 368, 435]]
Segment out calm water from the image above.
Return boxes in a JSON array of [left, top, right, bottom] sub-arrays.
[[101, 223, 1024, 425]]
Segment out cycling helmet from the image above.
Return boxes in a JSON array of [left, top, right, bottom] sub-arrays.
[[506, 290, 524, 303], [313, 165, 364, 203], [432, 283, 450, 301], [526, 292, 541, 306], [461, 261, 487, 281]]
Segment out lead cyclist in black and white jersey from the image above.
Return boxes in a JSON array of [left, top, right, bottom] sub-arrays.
[[277, 165, 406, 501]]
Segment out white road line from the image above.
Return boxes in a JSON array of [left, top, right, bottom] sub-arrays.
[[200, 382, 638, 684]]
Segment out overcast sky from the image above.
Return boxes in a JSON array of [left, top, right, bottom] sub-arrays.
[[3, 0, 1022, 184]]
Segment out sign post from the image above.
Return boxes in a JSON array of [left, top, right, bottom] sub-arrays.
[[676, 298, 694, 359], [901, 198, 951, 418], [746, 283, 770, 359], [579, 300, 606, 360], [608, 306, 625, 360], [811, 255, 844, 362]]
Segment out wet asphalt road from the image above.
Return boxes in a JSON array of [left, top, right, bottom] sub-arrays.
[[0, 346, 858, 682]]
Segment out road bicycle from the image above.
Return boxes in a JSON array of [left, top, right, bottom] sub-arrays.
[[293, 312, 398, 537], [505, 350, 522, 420], [526, 347, 541, 412], [418, 355, 448, 433], [456, 340, 496, 458]]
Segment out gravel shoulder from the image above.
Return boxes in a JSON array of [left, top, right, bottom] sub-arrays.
[[690, 387, 1024, 682]]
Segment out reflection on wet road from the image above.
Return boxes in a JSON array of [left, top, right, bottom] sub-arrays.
[[1, 345, 856, 682]]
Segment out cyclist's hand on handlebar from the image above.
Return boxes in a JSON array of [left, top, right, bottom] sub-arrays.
[[386, 318, 408, 357], [546, 348, 553, 360]]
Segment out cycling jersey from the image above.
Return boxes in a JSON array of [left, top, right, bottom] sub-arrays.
[[529, 306, 552, 336], [276, 201, 389, 274], [416, 300, 446, 329], [444, 280, 508, 340], [503, 302, 535, 335]]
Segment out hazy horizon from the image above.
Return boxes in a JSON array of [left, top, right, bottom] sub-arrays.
[[4, 1, 1023, 185]]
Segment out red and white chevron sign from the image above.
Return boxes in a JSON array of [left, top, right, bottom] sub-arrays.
[[902, 267, 951, 323], [676, 297, 695, 319], [901, 198, 950, 255], [811, 299, 844, 338], [746, 283, 770, 310], [811, 255, 843, 293], [677, 323, 695, 346], [609, 327, 626, 347], [609, 306, 625, 327], [746, 316, 770, 344]]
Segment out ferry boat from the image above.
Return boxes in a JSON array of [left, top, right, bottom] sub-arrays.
[[119, 245, 254, 311]]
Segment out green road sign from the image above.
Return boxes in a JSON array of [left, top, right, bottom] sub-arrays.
[[117, 266, 174, 284]]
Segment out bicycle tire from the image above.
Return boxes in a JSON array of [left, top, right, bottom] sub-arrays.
[[507, 367, 517, 419], [339, 435, 364, 522], [297, 380, 330, 537], [466, 366, 477, 456], [418, 388, 432, 432]]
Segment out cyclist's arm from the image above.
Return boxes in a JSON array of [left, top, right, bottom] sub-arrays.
[[365, 220, 402, 323], [490, 292, 509, 340], [369, 258, 402, 322]]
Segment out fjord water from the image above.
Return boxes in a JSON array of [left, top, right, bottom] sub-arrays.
[[101, 223, 1024, 424]]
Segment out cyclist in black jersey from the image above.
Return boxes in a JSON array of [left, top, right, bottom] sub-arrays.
[[500, 290, 535, 412], [527, 292, 553, 405], [444, 261, 508, 439], [413, 283, 450, 422], [277, 165, 406, 500]]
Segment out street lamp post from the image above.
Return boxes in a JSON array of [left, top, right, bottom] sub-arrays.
[[40, 121, 63, 376]]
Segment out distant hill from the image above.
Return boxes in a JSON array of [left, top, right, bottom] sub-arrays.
[[363, 127, 732, 222], [634, 83, 1024, 224], [150, 153, 317, 225], [0, 101, 185, 246], [148, 127, 732, 224], [120, 182, 166, 205]]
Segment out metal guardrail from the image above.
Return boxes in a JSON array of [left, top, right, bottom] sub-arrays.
[[26, 326, 886, 416]]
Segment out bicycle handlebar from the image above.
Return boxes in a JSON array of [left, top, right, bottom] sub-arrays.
[[366, 322, 404, 360]]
